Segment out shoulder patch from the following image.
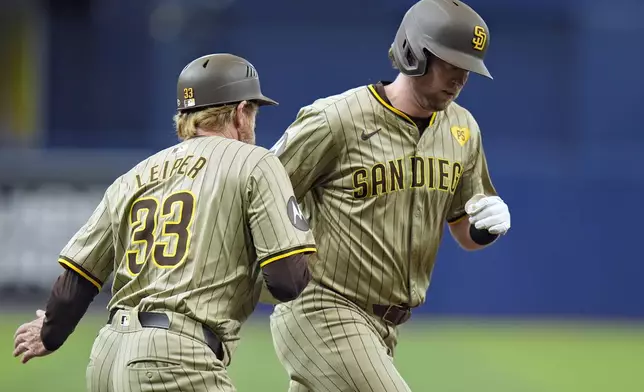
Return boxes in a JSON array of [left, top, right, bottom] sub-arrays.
[[286, 196, 309, 231]]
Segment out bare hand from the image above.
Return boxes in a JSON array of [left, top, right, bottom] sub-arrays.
[[13, 309, 52, 364]]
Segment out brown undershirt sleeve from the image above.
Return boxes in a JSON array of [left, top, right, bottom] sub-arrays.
[[261, 253, 311, 302], [40, 268, 100, 351]]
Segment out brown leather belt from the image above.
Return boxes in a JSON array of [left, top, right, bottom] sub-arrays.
[[372, 304, 412, 325], [108, 309, 224, 361]]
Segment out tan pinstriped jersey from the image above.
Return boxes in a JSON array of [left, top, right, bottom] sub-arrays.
[[58, 135, 316, 342], [270, 83, 496, 309]]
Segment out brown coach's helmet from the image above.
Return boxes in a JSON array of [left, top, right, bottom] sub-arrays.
[[390, 0, 493, 79], [176, 53, 278, 112]]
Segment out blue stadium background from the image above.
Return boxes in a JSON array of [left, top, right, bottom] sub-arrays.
[[2, 1, 643, 391], [22, 0, 639, 319]]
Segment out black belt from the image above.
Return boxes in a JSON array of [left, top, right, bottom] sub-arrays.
[[372, 304, 412, 325], [108, 309, 224, 361]]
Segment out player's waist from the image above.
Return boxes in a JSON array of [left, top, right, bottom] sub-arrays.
[[107, 308, 226, 362], [310, 281, 413, 326], [368, 302, 412, 326]]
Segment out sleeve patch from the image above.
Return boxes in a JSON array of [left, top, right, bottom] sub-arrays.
[[286, 196, 309, 231]]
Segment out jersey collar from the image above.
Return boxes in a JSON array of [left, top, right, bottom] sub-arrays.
[[367, 82, 437, 129]]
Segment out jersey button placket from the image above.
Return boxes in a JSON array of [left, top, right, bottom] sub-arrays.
[[409, 135, 424, 305], [410, 127, 419, 141], [409, 209, 422, 305]]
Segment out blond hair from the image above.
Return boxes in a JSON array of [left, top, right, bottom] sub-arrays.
[[173, 101, 258, 141], [388, 47, 398, 70]]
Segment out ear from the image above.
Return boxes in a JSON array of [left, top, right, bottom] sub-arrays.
[[234, 101, 248, 128]]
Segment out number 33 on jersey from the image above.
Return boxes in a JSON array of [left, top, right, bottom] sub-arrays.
[[125, 191, 196, 275], [56, 137, 316, 320]]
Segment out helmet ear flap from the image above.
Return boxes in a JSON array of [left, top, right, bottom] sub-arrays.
[[404, 44, 429, 77], [404, 45, 433, 77], [403, 40, 417, 69], [392, 29, 429, 77], [419, 48, 433, 75]]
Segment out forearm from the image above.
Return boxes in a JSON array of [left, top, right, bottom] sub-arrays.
[[449, 217, 498, 251], [40, 269, 99, 351]]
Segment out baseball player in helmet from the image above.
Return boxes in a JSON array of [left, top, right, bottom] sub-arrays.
[[175, 53, 278, 144], [266, 1, 511, 391], [13, 53, 316, 392]]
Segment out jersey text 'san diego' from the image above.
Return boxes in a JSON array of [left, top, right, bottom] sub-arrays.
[[271, 84, 495, 309]]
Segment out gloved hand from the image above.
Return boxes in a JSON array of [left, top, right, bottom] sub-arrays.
[[465, 194, 511, 235]]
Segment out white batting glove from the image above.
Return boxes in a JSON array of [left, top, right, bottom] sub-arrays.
[[465, 194, 511, 235]]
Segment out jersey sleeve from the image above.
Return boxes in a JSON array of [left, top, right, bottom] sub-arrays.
[[446, 132, 498, 224], [58, 191, 115, 290], [246, 153, 317, 268], [269, 105, 339, 200]]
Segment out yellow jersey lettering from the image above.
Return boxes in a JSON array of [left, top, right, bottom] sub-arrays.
[[352, 168, 369, 199], [350, 156, 463, 199]]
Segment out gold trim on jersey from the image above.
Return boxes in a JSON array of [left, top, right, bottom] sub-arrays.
[[58, 257, 103, 290], [367, 85, 437, 128], [259, 246, 317, 268]]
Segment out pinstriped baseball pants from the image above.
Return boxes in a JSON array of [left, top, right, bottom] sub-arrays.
[[269, 283, 412, 392], [86, 309, 235, 392]]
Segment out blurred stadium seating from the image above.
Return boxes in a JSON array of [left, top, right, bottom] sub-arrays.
[[1, 0, 643, 391]]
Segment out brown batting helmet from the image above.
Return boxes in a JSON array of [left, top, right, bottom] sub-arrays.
[[390, 0, 493, 79], [176, 53, 278, 112]]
